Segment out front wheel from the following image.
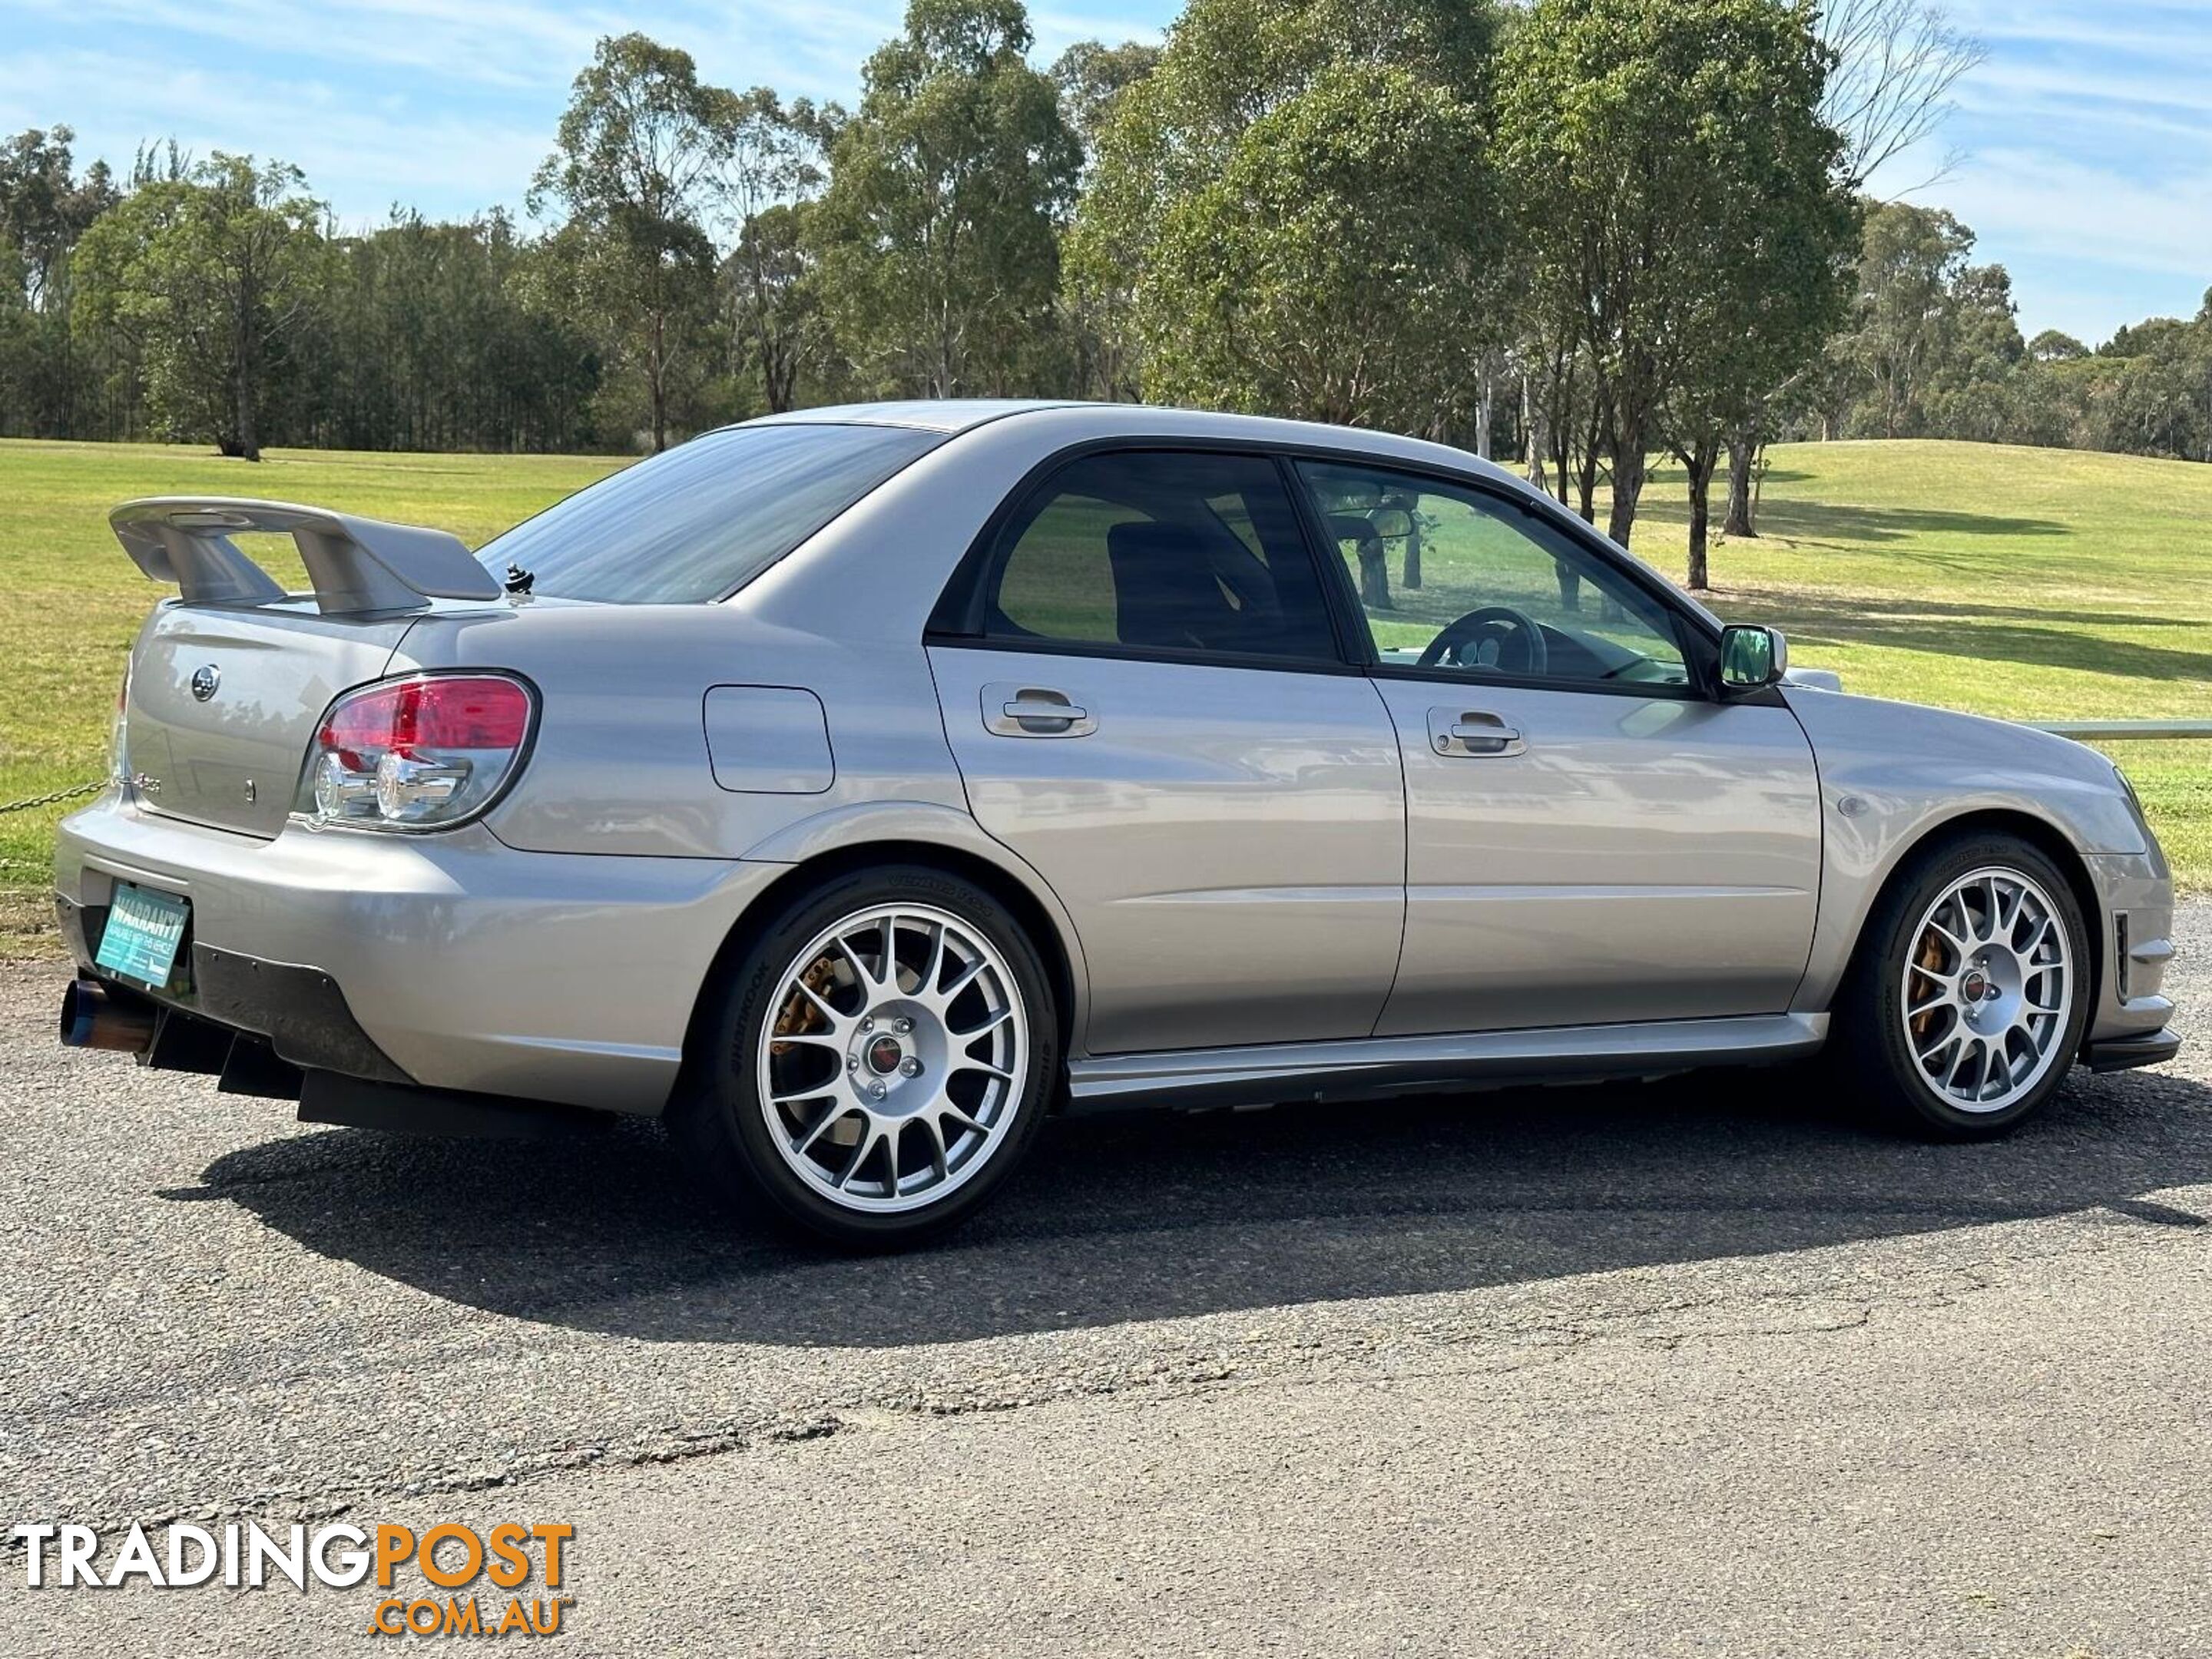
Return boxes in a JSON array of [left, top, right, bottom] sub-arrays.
[[1836, 834, 2091, 1138], [674, 865, 1058, 1247]]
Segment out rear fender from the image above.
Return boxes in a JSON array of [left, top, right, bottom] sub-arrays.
[[738, 800, 1093, 1053]]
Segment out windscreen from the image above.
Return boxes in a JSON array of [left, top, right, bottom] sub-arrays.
[[476, 422, 945, 604]]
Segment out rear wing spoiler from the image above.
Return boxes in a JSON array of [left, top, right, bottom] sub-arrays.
[[109, 497, 504, 614]]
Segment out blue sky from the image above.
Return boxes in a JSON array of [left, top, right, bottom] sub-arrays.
[[4, 0, 2208, 344]]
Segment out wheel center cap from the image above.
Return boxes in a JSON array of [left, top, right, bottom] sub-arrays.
[[1962, 970, 1989, 1002], [866, 1035, 906, 1075]]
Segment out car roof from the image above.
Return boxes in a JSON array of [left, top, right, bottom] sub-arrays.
[[743, 399, 1090, 434], [742, 399, 1507, 472]]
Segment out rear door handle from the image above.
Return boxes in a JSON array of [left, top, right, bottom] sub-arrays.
[[1428, 707, 1525, 757], [982, 684, 1097, 738]]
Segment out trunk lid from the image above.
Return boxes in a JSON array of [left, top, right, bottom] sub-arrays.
[[125, 602, 417, 837], [104, 495, 513, 839]]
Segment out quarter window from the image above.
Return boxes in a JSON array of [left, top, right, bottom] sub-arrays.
[[975, 452, 1342, 664], [1296, 460, 1694, 689], [477, 422, 943, 604]]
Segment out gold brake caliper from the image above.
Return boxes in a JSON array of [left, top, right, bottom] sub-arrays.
[[1910, 925, 1948, 1045], [770, 955, 841, 1057]]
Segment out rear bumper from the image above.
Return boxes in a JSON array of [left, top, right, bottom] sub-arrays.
[[57, 901, 408, 1082], [55, 795, 786, 1114]]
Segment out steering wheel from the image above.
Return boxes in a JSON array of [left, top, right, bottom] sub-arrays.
[[1417, 606, 1551, 674]]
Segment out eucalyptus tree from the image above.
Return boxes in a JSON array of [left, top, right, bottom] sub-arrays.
[[808, 0, 1080, 399], [1720, 0, 1983, 535], [717, 91, 833, 413], [0, 126, 118, 435], [1500, 0, 1849, 564], [1071, 0, 1502, 432], [531, 33, 739, 450], [70, 153, 326, 459]]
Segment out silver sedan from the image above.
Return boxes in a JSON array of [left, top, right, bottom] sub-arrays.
[[55, 402, 2181, 1244]]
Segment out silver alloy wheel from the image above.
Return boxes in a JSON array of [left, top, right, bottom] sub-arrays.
[[1900, 865, 2074, 1114], [756, 903, 1028, 1214]]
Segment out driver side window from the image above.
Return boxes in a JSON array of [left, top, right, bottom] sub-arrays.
[[1293, 460, 1693, 689]]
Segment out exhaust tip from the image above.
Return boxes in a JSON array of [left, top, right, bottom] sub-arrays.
[[59, 975, 156, 1054]]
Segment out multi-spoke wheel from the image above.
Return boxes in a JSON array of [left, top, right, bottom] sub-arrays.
[[1839, 834, 2091, 1137], [672, 865, 1057, 1245], [1900, 867, 2072, 1113], [758, 904, 1027, 1213]]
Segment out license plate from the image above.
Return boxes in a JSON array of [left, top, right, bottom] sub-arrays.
[[94, 882, 190, 989]]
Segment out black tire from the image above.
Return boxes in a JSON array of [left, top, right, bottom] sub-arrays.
[[671, 863, 1058, 1247], [1834, 832, 2091, 1139]]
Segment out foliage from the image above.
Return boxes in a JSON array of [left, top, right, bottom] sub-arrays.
[[530, 33, 740, 450], [1500, 0, 1852, 559], [68, 154, 326, 459], [1134, 63, 1492, 427], [1051, 39, 1163, 165], [806, 0, 1080, 399], [717, 91, 834, 414], [1817, 208, 2212, 464], [1072, 0, 1502, 429], [307, 211, 604, 452]]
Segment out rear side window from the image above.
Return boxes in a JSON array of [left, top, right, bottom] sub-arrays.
[[478, 423, 943, 604], [972, 451, 1342, 664]]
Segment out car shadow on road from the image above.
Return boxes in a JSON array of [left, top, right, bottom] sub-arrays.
[[176, 1061, 2212, 1349]]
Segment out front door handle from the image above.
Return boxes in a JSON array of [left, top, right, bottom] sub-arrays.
[[982, 683, 1097, 738], [1428, 707, 1525, 757]]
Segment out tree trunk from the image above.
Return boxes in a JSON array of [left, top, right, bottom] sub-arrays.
[[1357, 535, 1392, 611], [1555, 562, 1581, 614], [648, 308, 668, 452], [1523, 377, 1548, 494], [1606, 443, 1645, 550], [1574, 396, 1605, 525], [1385, 490, 1421, 589], [232, 357, 260, 462], [1722, 431, 1757, 538], [1474, 359, 1495, 460], [1574, 443, 1600, 525], [1683, 435, 1720, 591]]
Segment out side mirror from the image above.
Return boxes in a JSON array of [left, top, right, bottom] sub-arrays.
[[1718, 624, 1788, 691]]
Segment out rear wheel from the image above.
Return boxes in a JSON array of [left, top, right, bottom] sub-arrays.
[[673, 865, 1057, 1246], [1836, 833, 2091, 1137]]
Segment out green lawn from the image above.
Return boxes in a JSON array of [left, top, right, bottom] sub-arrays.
[[0, 434, 2204, 952], [1627, 441, 2211, 893]]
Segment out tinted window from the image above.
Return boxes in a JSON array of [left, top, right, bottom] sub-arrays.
[[1296, 460, 1693, 689], [978, 452, 1340, 663], [478, 423, 942, 604]]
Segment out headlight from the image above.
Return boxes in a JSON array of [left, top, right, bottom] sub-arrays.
[[299, 673, 535, 832], [2111, 762, 2157, 841], [2113, 762, 2145, 816]]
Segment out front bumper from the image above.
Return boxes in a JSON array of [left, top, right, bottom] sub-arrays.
[[56, 794, 786, 1114], [2082, 851, 2180, 1065], [2082, 1026, 2183, 1074]]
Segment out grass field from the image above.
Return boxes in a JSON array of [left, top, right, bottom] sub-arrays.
[[1, 434, 2205, 950]]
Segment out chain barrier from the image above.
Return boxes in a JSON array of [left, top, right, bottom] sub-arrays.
[[0, 780, 101, 816]]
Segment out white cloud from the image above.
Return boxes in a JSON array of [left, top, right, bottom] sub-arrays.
[[5, 0, 631, 88], [0, 48, 549, 220]]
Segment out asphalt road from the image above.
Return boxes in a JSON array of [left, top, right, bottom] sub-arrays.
[[2, 909, 2206, 1657]]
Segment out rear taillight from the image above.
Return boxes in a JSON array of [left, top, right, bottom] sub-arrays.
[[301, 674, 535, 831]]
